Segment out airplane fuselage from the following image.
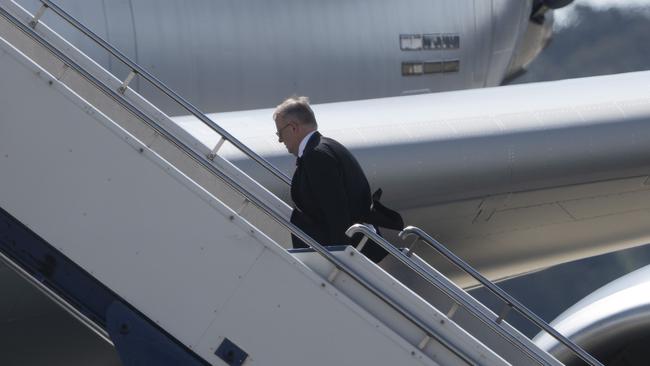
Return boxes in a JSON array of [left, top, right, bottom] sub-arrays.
[[19, 0, 541, 113]]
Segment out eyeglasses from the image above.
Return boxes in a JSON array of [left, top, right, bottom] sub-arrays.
[[275, 123, 292, 138]]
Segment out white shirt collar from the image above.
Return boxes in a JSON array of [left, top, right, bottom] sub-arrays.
[[298, 130, 317, 158]]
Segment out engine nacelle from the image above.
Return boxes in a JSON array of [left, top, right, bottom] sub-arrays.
[[534, 0, 574, 13], [534, 264, 650, 365], [542, 0, 574, 9], [503, 12, 554, 83]]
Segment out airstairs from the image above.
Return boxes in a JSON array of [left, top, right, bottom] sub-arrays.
[[0, 1, 602, 365]]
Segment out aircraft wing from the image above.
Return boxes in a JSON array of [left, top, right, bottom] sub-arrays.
[[173, 70, 650, 286]]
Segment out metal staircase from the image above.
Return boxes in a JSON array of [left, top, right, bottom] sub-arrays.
[[0, 1, 603, 365]]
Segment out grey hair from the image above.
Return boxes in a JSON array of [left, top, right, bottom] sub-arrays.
[[273, 96, 318, 127]]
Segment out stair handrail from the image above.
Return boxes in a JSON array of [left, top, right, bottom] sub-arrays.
[[0, 5, 479, 363], [399, 226, 604, 366], [346, 224, 563, 366], [33, 0, 292, 187]]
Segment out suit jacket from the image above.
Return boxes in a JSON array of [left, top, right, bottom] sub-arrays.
[[290, 131, 388, 262]]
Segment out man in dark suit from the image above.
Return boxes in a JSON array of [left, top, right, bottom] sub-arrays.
[[273, 96, 388, 262]]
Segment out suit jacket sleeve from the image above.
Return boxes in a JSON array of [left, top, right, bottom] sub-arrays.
[[302, 149, 351, 245], [290, 207, 321, 248]]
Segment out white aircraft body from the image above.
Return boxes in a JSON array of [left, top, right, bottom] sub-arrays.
[[1, 0, 649, 365], [14, 0, 552, 113]]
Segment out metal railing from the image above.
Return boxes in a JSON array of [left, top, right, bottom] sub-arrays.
[[0, 3, 476, 364], [347, 224, 560, 366], [399, 226, 604, 366], [30, 0, 292, 187]]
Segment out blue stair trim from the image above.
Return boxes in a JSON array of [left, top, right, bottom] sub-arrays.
[[0, 205, 209, 365]]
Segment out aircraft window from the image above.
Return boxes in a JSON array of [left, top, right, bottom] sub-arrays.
[[402, 62, 424, 76], [443, 60, 460, 72], [423, 61, 443, 74], [400, 34, 423, 50]]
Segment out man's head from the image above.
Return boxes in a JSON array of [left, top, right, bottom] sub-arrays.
[[273, 96, 318, 156]]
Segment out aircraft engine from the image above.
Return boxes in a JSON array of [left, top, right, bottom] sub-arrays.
[[539, 0, 574, 10], [502, 12, 553, 83], [534, 265, 650, 365], [504, 0, 576, 83]]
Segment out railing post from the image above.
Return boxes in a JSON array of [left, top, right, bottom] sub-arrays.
[[404, 236, 418, 257], [496, 304, 512, 324], [118, 70, 137, 94], [28, 3, 47, 28], [355, 236, 369, 251], [207, 137, 226, 161]]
